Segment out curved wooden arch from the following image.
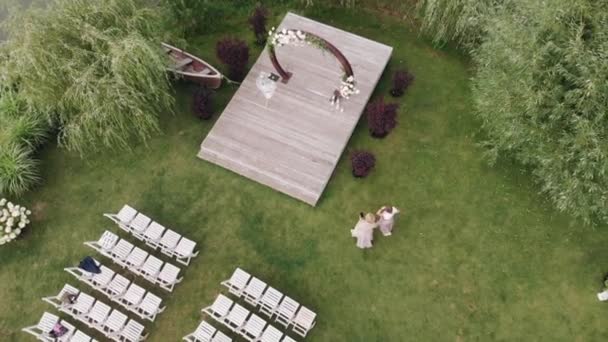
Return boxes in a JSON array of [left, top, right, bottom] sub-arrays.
[[268, 30, 353, 84]]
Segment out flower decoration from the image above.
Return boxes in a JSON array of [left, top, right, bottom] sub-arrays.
[[267, 27, 359, 110], [0, 198, 31, 245]]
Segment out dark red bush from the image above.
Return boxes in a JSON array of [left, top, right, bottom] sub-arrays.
[[351, 150, 376, 178], [192, 86, 214, 120], [366, 96, 399, 138], [216, 38, 250, 81], [248, 5, 269, 45], [390, 69, 415, 97]]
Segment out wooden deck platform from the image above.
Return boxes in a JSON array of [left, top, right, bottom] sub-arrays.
[[198, 13, 393, 206]]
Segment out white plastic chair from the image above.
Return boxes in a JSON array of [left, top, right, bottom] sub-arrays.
[[139, 255, 163, 281], [104, 205, 138, 232], [116, 319, 147, 342], [239, 313, 267, 341], [275, 297, 299, 328], [211, 330, 232, 342], [70, 330, 97, 342], [106, 274, 130, 298], [102, 310, 128, 338], [22, 312, 60, 341], [159, 229, 181, 257], [174, 237, 199, 266], [119, 283, 145, 308], [124, 247, 148, 271], [202, 294, 234, 320], [83, 231, 119, 258], [109, 239, 135, 268], [292, 306, 316, 337], [135, 292, 165, 322], [281, 335, 297, 342], [143, 222, 166, 249], [83, 301, 111, 329], [130, 213, 152, 240], [157, 262, 183, 292], [221, 268, 251, 296], [243, 277, 267, 306], [258, 287, 283, 318], [258, 325, 283, 342], [223, 303, 250, 331], [182, 320, 217, 342]]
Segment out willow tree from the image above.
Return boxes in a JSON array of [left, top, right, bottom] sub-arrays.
[[473, 0, 608, 224], [2, 0, 174, 153]]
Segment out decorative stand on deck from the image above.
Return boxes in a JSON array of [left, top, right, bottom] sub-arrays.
[[267, 28, 360, 110]]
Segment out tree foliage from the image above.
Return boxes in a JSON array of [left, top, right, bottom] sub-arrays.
[[417, 0, 511, 49], [1, 0, 174, 153], [473, 0, 608, 224]]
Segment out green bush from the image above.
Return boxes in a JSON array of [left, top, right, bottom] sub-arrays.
[[2, 0, 174, 154], [0, 91, 49, 151], [0, 143, 39, 197], [417, 0, 511, 48], [472, 0, 608, 224]]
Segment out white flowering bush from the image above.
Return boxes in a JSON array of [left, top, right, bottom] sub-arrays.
[[0, 198, 31, 245]]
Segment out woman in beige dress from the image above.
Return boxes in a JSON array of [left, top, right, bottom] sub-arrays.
[[351, 212, 379, 249], [377, 205, 400, 236]]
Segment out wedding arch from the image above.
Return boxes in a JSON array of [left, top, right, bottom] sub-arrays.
[[267, 28, 359, 108]]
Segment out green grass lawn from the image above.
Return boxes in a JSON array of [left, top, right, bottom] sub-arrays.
[[2, 6, 608, 341]]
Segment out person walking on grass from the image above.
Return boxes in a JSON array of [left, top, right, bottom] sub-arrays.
[[377, 205, 400, 236], [351, 212, 379, 249]]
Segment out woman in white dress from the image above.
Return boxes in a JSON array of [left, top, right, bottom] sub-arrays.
[[377, 205, 400, 236], [351, 212, 378, 249]]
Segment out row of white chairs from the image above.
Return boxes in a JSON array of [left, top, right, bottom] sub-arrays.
[[23, 312, 97, 342], [42, 284, 147, 342], [202, 294, 296, 342], [85, 231, 183, 292], [65, 258, 165, 321], [182, 320, 232, 342], [104, 205, 199, 266], [221, 268, 316, 337]]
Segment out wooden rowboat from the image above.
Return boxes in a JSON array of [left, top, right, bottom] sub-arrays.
[[162, 42, 223, 89]]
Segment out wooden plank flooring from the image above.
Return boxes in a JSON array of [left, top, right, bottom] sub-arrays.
[[198, 12, 393, 206]]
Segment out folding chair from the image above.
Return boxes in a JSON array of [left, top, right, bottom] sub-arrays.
[[135, 292, 165, 321], [223, 303, 250, 331], [130, 213, 152, 240], [158, 229, 181, 257], [239, 313, 267, 341], [220, 268, 251, 297], [143, 222, 166, 250], [102, 310, 128, 339], [292, 306, 317, 337], [258, 325, 283, 342], [202, 294, 234, 320], [104, 205, 138, 232], [157, 262, 183, 292], [243, 277, 267, 306], [22, 312, 60, 340], [174, 237, 199, 266], [83, 301, 111, 329], [182, 320, 217, 342], [124, 247, 148, 271], [116, 319, 148, 342], [258, 287, 283, 318], [275, 297, 299, 328], [119, 283, 145, 308]]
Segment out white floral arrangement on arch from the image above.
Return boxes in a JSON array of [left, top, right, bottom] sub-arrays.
[[268, 27, 307, 48], [0, 198, 31, 245], [268, 27, 359, 111]]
